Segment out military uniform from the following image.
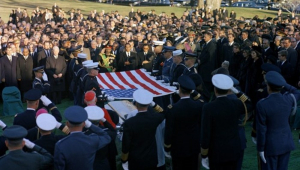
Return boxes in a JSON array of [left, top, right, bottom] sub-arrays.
[[32, 78, 50, 95], [0, 125, 53, 170], [152, 52, 165, 76], [256, 71, 300, 170]]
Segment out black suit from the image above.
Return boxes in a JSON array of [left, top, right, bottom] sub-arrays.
[[122, 111, 165, 170], [198, 40, 217, 91], [165, 98, 204, 170], [90, 48, 101, 62], [37, 49, 53, 66], [118, 51, 138, 71], [137, 51, 155, 72], [278, 61, 293, 84], [17, 55, 34, 97], [216, 38, 229, 66], [262, 47, 275, 63], [1, 55, 18, 87], [201, 96, 245, 169]]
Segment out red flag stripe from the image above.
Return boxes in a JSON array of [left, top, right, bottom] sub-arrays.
[[105, 72, 126, 89], [97, 74, 114, 89], [135, 69, 173, 93], [126, 71, 160, 95], [115, 72, 136, 89]]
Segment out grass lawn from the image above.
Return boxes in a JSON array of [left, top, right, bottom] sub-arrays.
[[0, 98, 300, 170], [0, 0, 293, 22]]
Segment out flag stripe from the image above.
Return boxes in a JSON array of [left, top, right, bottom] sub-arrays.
[[126, 71, 160, 95], [115, 72, 136, 89], [135, 69, 173, 93], [110, 73, 131, 89], [130, 71, 166, 94], [96, 76, 105, 89], [105, 72, 125, 89], [101, 73, 120, 89], [97, 74, 115, 89]]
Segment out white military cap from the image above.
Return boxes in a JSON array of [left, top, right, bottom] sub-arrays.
[[85, 106, 104, 121], [133, 89, 153, 105], [82, 60, 93, 66], [173, 50, 182, 56], [36, 114, 57, 131], [153, 41, 165, 46], [85, 62, 99, 69], [212, 74, 233, 90], [77, 53, 87, 59]]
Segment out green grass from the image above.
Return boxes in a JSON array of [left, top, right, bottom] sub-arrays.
[[1, 98, 300, 170], [0, 0, 292, 22]]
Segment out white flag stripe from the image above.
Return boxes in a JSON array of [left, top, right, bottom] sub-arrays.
[[131, 71, 166, 94], [96, 75, 109, 89], [110, 73, 131, 89], [120, 71, 143, 89], [101, 73, 120, 89]]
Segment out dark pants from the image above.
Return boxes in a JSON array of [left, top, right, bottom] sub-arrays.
[[210, 160, 238, 170], [172, 154, 198, 170], [237, 149, 245, 170], [260, 151, 290, 170]]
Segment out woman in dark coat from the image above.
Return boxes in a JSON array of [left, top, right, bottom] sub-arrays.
[[237, 47, 253, 93]]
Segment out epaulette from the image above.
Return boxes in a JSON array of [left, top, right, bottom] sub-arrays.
[[167, 104, 173, 109]]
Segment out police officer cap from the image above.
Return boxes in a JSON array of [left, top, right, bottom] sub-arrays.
[[212, 74, 233, 90], [178, 75, 195, 90], [77, 53, 87, 59], [24, 89, 42, 101], [82, 60, 93, 66], [133, 89, 153, 105], [265, 71, 286, 87], [173, 50, 183, 56], [64, 106, 88, 124], [69, 45, 82, 53], [85, 106, 104, 121], [33, 66, 44, 73], [185, 52, 197, 58], [85, 62, 99, 69], [36, 114, 57, 131], [153, 41, 165, 46], [3, 125, 28, 141], [163, 46, 176, 52], [261, 63, 281, 73], [189, 73, 203, 87]]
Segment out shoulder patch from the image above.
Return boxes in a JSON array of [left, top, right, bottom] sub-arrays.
[[168, 104, 173, 109]]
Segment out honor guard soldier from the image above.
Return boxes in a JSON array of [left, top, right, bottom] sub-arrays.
[[201, 74, 250, 170], [0, 125, 53, 170], [164, 75, 204, 170], [32, 66, 50, 95], [152, 41, 165, 77], [170, 50, 186, 85], [157, 46, 176, 83], [13, 89, 62, 130], [121, 89, 165, 170], [54, 106, 111, 170], [255, 71, 300, 170], [182, 52, 198, 76]]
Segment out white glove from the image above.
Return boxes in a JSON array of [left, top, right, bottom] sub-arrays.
[[0, 120, 7, 129], [175, 90, 179, 95], [172, 82, 179, 86], [122, 162, 129, 170], [252, 137, 257, 145], [100, 118, 106, 122], [230, 87, 239, 94], [42, 72, 48, 81], [85, 119, 92, 128], [24, 138, 35, 149], [259, 152, 267, 164], [150, 101, 156, 107], [40, 95, 52, 106], [202, 157, 210, 169], [164, 151, 171, 159], [56, 122, 62, 129], [107, 96, 115, 101]]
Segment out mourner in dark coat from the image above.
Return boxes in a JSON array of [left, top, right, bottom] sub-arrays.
[[118, 43, 139, 71], [1, 46, 18, 87], [137, 44, 155, 71], [16, 48, 34, 100], [45, 46, 67, 104], [37, 41, 52, 66]]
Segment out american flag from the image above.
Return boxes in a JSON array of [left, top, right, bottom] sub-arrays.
[[97, 69, 175, 99]]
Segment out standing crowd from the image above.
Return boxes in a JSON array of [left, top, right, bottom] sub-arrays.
[[0, 2, 299, 170]]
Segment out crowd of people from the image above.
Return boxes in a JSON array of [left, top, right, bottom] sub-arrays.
[[0, 2, 300, 170]]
